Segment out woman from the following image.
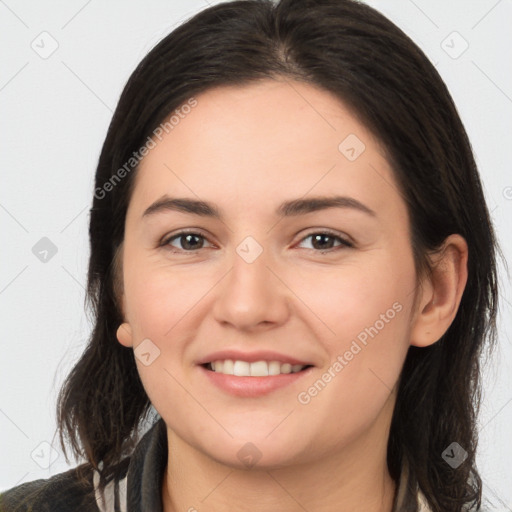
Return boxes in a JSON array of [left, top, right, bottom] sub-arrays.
[[0, 0, 500, 510]]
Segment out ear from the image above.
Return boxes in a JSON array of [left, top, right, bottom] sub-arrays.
[[116, 322, 134, 348], [410, 234, 468, 347]]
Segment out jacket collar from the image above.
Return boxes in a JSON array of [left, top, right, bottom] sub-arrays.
[[126, 417, 168, 511], [96, 417, 431, 512]]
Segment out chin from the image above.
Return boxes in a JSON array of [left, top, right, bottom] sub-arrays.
[[195, 430, 313, 470]]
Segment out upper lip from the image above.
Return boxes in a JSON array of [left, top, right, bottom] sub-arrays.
[[196, 349, 314, 366]]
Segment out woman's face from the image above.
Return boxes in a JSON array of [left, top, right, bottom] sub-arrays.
[[117, 79, 421, 469]]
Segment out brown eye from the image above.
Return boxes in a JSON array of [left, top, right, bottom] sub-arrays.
[[297, 231, 353, 253], [162, 231, 212, 252]]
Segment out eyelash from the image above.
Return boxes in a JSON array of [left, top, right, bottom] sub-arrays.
[[160, 229, 354, 255]]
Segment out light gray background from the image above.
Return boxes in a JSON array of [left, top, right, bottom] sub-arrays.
[[1, 0, 511, 507]]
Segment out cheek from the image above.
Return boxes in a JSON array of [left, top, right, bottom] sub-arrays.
[[303, 249, 415, 346], [297, 252, 415, 410], [122, 251, 206, 339], [122, 265, 202, 414]]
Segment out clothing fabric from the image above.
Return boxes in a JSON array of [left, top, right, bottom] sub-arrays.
[[1, 418, 431, 511]]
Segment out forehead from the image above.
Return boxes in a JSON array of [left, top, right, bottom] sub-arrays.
[[130, 79, 402, 221]]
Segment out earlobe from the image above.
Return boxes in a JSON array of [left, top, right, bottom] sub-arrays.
[[116, 322, 134, 347], [410, 234, 468, 348]]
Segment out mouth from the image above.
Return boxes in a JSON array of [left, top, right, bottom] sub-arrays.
[[197, 350, 315, 396], [202, 359, 314, 376]]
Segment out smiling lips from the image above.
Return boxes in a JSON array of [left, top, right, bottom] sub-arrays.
[[198, 351, 314, 397], [207, 359, 309, 376], [198, 350, 313, 376]]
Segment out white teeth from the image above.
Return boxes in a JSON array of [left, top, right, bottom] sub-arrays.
[[250, 361, 269, 376], [208, 359, 307, 376], [222, 359, 234, 375], [268, 361, 281, 375], [280, 363, 292, 374], [233, 360, 250, 376]]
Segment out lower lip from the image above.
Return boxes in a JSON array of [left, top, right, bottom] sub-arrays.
[[199, 365, 313, 397]]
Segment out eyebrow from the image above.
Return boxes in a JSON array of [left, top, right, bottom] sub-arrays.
[[142, 195, 377, 220]]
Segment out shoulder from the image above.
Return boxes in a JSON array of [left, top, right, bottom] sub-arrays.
[[0, 464, 100, 512], [0, 418, 164, 512]]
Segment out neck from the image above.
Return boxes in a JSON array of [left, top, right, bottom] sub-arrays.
[[161, 399, 397, 512]]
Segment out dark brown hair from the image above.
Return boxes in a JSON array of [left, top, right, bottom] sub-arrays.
[[56, 1, 501, 510]]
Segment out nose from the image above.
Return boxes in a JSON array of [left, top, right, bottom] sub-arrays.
[[212, 242, 291, 332]]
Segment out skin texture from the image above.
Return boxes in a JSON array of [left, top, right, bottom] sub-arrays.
[[115, 79, 468, 512]]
